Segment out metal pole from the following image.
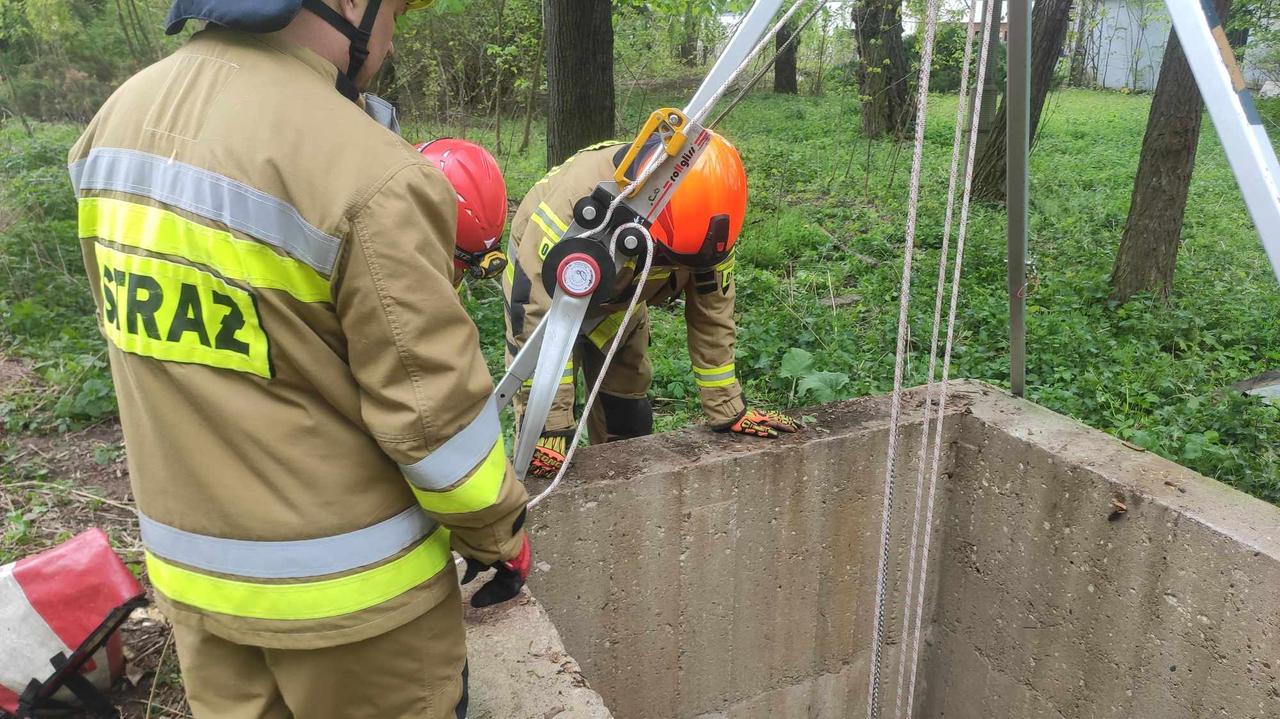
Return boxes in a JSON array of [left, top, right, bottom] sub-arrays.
[[1163, 0, 1280, 284], [1008, 0, 1029, 397]]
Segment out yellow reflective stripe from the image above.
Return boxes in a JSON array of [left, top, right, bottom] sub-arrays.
[[94, 242, 271, 378], [581, 140, 626, 152], [693, 363, 737, 388], [693, 363, 735, 376], [80, 197, 330, 303], [504, 259, 515, 284], [537, 202, 568, 232], [587, 312, 627, 349], [530, 213, 560, 243], [523, 360, 574, 387], [411, 439, 507, 515], [145, 528, 451, 621]]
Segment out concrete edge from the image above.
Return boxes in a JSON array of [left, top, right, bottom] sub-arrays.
[[547, 382, 977, 500], [462, 582, 615, 718], [960, 379, 1280, 559]]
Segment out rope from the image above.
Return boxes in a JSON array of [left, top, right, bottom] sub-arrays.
[[526, 2, 813, 508], [901, 13, 997, 717], [709, 0, 829, 130], [527, 225, 654, 508], [891, 0, 986, 715], [687, 0, 809, 125], [864, 0, 943, 715], [578, 0, 810, 246]]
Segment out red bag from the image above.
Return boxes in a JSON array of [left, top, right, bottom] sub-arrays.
[[0, 528, 145, 717]]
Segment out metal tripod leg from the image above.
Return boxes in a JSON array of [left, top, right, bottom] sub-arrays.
[[494, 320, 545, 411], [508, 288, 590, 482], [1164, 0, 1280, 283]]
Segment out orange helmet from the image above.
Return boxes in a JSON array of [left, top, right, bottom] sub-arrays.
[[625, 133, 747, 267]]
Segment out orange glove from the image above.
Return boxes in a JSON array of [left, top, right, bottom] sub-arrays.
[[528, 433, 568, 479], [725, 408, 802, 438]]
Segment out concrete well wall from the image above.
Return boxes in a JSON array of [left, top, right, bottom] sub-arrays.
[[522, 381, 1280, 719]]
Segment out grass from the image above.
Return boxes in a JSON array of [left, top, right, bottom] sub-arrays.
[[3, 87, 1279, 504]]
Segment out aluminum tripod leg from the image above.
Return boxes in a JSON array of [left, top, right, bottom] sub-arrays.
[[494, 319, 545, 411], [509, 289, 590, 482], [683, 0, 786, 124], [1164, 0, 1280, 283]]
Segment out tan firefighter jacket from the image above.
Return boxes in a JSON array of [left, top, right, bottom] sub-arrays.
[[502, 144, 745, 432], [68, 28, 527, 650]]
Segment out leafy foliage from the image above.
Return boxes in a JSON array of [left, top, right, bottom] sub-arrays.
[[904, 22, 1007, 95], [431, 88, 1280, 504], [0, 122, 114, 430], [1, 4, 1277, 505]]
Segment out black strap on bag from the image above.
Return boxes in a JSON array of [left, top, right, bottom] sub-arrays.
[[16, 595, 147, 719]]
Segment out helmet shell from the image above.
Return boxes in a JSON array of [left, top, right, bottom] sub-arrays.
[[415, 139, 509, 272], [647, 133, 747, 267], [165, 0, 304, 35]]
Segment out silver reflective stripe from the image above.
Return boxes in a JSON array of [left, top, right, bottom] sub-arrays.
[[69, 148, 341, 275], [402, 396, 500, 491], [535, 207, 562, 232], [362, 93, 401, 136], [138, 506, 434, 579], [695, 368, 735, 383]]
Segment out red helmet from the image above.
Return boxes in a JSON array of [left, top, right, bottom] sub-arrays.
[[640, 133, 747, 267], [415, 139, 509, 279]]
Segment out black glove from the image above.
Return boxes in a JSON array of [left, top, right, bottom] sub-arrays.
[[461, 534, 531, 608]]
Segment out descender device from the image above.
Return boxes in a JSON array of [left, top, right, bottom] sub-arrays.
[[492, 0, 786, 480]]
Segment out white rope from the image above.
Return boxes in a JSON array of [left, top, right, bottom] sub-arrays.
[[527, 1, 804, 508], [864, 0, 943, 716], [891, 0, 986, 715], [901, 12, 997, 717], [710, 0, 830, 130], [688, 0, 810, 125], [527, 225, 654, 508]]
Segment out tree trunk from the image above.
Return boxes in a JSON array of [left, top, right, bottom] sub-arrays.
[[544, 0, 614, 168], [113, 0, 142, 64], [519, 25, 545, 154], [813, 10, 829, 95], [124, 0, 156, 61], [971, 0, 1003, 159], [1109, 0, 1238, 303], [0, 53, 33, 138], [679, 0, 698, 66], [852, 0, 914, 139], [971, 0, 1074, 203], [489, 0, 508, 155], [1068, 0, 1098, 86], [774, 18, 799, 94]]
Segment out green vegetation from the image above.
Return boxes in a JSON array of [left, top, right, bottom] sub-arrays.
[[0, 123, 114, 431], [3, 89, 1279, 504], [453, 88, 1280, 502]]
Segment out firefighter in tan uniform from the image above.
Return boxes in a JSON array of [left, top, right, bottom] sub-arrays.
[[503, 135, 801, 477], [68, 1, 528, 717]]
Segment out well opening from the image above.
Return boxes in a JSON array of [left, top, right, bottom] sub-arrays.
[[520, 381, 1280, 719]]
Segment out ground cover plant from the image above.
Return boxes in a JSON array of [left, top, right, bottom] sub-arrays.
[[441, 88, 1280, 502], [3, 88, 1279, 521]]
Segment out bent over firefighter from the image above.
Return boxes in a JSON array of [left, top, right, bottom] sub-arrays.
[[503, 133, 802, 478]]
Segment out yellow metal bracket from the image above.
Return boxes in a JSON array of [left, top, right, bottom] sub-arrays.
[[613, 107, 690, 196]]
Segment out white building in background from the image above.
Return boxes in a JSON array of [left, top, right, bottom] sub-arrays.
[[1072, 0, 1270, 93]]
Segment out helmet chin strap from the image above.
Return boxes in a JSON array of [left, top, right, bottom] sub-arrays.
[[301, 0, 383, 101]]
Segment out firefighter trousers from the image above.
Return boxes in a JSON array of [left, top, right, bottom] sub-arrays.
[[171, 581, 468, 719], [578, 312, 654, 445], [510, 305, 655, 446]]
